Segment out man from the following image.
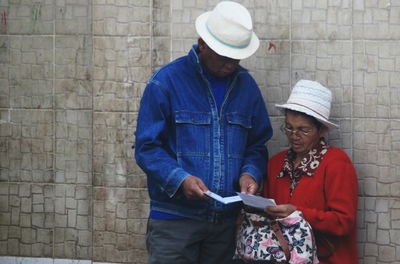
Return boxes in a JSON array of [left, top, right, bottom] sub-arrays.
[[134, 1, 273, 263]]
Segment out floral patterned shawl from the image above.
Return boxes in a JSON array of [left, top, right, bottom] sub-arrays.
[[277, 138, 329, 196]]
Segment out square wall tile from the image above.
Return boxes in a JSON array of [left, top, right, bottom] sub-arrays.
[[0, 4, 8, 34], [353, 119, 398, 197], [357, 197, 400, 262], [8, 1, 53, 34], [55, 110, 92, 185], [266, 116, 288, 158], [291, 40, 352, 119], [353, 41, 400, 118], [170, 38, 195, 62], [54, 185, 92, 260], [0, 36, 8, 107], [152, 37, 171, 72], [353, 1, 400, 40], [93, 37, 150, 112], [0, 183, 54, 257], [56, 0, 91, 35], [292, 0, 352, 40], [9, 36, 53, 109], [3, 110, 53, 183], [253, 0, 290, 39], [55, 35, 93, 110], [241, 40, 290, 117], [153, 0, 170, 37], [93, 113, 141, 188], [93, 1, 150, 36], [326, 119, 353, 154], [93, 187, 148, 263]]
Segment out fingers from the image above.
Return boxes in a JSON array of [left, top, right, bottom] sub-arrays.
[[196, 178, 209, 193], [264, 206, 282, 218], [245, 182, 259, 194], [181, 175, 209, 200], [265, 205, 282, 213], [239, 174, 259, 194], [264, 204, 297, 218]]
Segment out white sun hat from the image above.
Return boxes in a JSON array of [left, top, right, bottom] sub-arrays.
[[195, 1, 259, 60], [276, 80, 339, 130]]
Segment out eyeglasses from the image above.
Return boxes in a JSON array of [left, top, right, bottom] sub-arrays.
[[280, 124, 313, 137]]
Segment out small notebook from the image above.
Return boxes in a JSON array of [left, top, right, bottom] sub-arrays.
[[204, 191, 242, 204], [204, 191, 276, 210], [236, 192, 276, 210]]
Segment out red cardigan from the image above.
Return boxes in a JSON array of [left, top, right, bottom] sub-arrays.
[[263, 147, 358, 264]]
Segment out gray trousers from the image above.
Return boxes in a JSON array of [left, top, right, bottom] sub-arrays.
[[146, 217, 237, 264]]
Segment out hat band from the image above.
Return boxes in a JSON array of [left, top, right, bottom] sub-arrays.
[[287, 102, 329, 120], [206, 23, 249, 49]]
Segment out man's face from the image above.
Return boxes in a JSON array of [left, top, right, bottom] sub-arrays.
[[198, 40, 240, 78]]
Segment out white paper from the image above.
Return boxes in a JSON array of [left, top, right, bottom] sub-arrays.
[[236, 192, 276, 210], [204, 191, 242, 204]]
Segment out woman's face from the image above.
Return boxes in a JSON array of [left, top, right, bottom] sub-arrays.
[[284, 111, 326, 155]]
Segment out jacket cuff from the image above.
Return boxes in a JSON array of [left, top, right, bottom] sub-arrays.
[[240, 164, 262, 184], [164, 167, 191, 198]]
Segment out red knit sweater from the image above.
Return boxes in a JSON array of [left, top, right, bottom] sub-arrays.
[[263, 147, 358, 264]]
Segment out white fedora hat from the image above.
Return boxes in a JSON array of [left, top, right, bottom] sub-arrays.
[[195, 1, 259, 60], [276, 80, 339, 130]]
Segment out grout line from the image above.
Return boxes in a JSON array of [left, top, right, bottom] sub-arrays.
[[150, 0, 154, 72], [170, 0, 173, 62], [52, 0, 56, 259], [90, 0, 95, 261]]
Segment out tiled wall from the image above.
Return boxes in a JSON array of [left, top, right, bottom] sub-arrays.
[[0, 0, 399, 263]]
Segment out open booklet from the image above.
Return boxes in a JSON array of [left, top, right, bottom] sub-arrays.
[[204, 191, 276, 210]]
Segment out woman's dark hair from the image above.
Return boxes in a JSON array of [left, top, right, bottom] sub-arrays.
[[285, 109, 324, 130]]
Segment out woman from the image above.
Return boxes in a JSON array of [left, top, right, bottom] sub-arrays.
[[263, 80, 358, 264]]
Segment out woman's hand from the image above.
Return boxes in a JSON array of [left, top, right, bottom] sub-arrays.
[[264, 204, 297, 218]]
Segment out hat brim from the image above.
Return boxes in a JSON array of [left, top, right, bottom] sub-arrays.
[[195, 11, 260, 60], [275, 103, 339, 130]]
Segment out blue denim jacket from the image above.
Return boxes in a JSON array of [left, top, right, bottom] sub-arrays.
[[135, 45, 273, 222]]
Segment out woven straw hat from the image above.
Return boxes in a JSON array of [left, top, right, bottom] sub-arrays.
[[276, 80, 339, 130]]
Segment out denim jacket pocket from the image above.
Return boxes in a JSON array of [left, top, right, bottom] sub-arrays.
[[175, 111, 211, 156], [226, 113, 252, 158]]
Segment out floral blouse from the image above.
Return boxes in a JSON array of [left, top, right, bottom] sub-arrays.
[[277, 138, 329, 196]]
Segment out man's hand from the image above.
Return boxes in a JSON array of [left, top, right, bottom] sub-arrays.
[[181, 175, 209, 200], [239, 174, 258, 195], [264, 204, 297, 218]]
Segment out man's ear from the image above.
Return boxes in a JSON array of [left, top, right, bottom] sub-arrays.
[[198, 38, 207, 51]]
